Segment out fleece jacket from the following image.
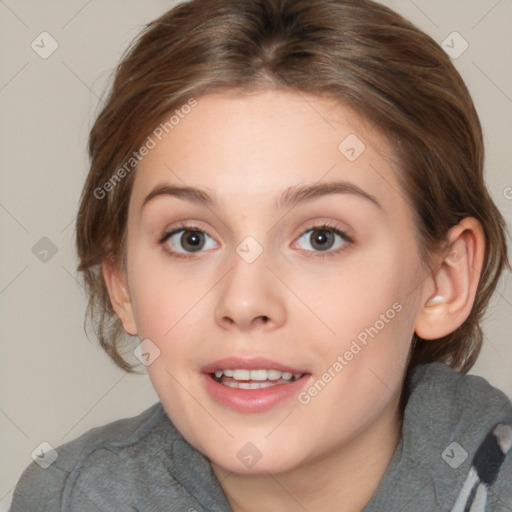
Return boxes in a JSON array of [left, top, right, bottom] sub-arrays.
[[9, 362, 512, 511]]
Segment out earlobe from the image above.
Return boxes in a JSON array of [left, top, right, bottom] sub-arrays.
[[102, 260, 138, 336], [414, 217, 485, 340]]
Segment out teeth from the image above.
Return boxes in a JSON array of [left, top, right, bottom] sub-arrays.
[[237, 381, 277, 389], [250, 369, 268, 381], [267, 369, 282, 380], [233, 369, 251, 380], [213, 369, 304, 383]]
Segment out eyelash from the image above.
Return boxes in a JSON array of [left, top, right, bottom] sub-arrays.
[[158, 222, 353, 260]]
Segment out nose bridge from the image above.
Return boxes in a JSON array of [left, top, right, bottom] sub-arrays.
[[214, 240, 287, 331]]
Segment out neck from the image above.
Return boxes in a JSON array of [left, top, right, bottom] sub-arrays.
[[212, 398, 403, 512]]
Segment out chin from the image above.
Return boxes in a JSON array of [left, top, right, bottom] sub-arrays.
[[209, 450, 305, 476]]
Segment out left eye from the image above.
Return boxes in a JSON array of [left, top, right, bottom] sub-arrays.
[[295, 226, 348, 253], [163, 229, 218, 254]]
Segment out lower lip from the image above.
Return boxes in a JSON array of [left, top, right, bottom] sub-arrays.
[[202, 374, 310, 413]]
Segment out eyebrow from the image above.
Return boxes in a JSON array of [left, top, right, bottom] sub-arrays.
[[278, 181, 381, 210], [141, 181, 381, 211]]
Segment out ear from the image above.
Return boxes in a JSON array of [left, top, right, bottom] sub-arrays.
[[414, 217, 486, 340], [102, 259, 138, 336]]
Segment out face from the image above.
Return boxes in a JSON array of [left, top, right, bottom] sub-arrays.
[[116, 89, 428, 475]]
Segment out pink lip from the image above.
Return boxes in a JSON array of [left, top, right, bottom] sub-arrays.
[[201, 356, 306, 374], [201, 356, 310, 413]]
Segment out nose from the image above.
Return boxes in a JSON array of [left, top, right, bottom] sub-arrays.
[[214, 251, 287, 332]]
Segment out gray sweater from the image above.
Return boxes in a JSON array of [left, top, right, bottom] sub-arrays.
[[9, 362, 512, 511]]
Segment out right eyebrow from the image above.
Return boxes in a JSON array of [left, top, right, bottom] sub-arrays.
[[141, 184, 214, 211]]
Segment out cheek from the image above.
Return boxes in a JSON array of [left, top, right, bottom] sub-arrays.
[[299, 242, 418, 393], [127, 247, 212, 341], [303, 246, 411, 345]]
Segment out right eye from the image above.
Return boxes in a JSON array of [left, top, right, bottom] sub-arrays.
[[159, 226, 218, 258]]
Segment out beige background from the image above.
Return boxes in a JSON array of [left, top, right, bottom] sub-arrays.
[[1, 1, 511, 509]]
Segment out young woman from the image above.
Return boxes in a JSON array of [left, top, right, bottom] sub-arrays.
[[11, 1, 511, 510]]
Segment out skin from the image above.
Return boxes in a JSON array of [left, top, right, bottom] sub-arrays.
[[104, 89, 485, 511]]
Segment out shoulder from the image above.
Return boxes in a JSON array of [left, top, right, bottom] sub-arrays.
[[406, 362, 512, 430], [451, 422, 512, 511], [402, 362, 512, 510], [479, 422, 512, 510], [490, 436, 512, 510], [9, 402, 171, 511]]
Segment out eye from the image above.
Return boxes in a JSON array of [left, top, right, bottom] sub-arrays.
[[294, 224, 351, 255], [159, 226, 218, 256]]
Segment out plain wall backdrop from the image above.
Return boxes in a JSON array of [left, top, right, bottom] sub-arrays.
[[1, 0, 511, 509]]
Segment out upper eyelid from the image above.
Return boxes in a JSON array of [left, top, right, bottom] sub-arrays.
[[161, 221, 348, 236], [293, 224, 352, 250], [159, 222, 215, 241]]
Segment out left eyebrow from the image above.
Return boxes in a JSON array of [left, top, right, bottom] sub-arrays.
[[141, 180, 381, 211], [277, 181, 381, 210]]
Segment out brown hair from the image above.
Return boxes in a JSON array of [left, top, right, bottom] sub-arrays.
[[76, 0, 509, 373]]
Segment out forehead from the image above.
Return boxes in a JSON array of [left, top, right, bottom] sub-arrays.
[[130, 89, 403, 215]]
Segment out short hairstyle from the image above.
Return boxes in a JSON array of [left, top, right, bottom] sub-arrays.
[[76, 0, 509, 373]]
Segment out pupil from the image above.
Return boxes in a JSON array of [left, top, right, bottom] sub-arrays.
[[182, 230, 204, 252], [311, 229, 334, 251]]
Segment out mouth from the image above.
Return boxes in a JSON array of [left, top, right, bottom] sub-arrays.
[[210, 369, 304, 389], [201, 357, 310, 412]]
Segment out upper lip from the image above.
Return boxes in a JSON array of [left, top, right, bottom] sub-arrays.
[[201, 356, 308, 375]]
